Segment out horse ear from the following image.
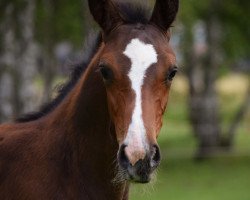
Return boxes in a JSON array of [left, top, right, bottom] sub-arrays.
[[88, 0, 122, 34], [150, 0, 179, 32]]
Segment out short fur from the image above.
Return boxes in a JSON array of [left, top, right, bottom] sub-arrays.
[[0, 0, 179, 199]]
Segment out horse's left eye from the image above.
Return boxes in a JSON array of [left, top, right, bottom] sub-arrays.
[[167, 67, 178, 81], [99, 65, 114, 81]]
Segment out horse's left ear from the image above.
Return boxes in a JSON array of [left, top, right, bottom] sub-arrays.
[[88, 0, 122, 34], [150, 0, 179, 32]]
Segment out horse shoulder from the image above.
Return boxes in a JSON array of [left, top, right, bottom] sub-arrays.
[[0, 122, 47, 197]]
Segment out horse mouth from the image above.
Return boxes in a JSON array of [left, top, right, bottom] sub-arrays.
[[127, 158, 154, 183], [114, 158, 157, 184], [114, 168, 153, 184], [114, 144, 161, 184]]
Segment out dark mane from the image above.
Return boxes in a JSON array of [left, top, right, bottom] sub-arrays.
[[16, 32, 102, 123], [16, 1, 151, 123]]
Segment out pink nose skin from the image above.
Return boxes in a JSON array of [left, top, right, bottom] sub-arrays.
[[117, 143, 161, 183], [124, 145, 146, 166]]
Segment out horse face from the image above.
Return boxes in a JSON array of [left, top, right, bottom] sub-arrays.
[[99, 26, 177, 182], [88, 0, 179, 183]]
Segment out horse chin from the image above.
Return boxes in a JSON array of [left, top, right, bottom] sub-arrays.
[[128, 173, 152, 184], [126, 164, 153, 183], [114, 161, 155, 184], [125, 170, 155, 184]]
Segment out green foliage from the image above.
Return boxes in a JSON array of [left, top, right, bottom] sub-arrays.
[[35, 0, 85, 47], [179, 0, 250, 62], [131, 156, 250, 200], [220, 1, 250, 59], [179, 0, 210, 24]]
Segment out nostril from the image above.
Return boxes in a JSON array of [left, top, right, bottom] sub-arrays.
[[118, 144, 130, 169], [151, 145, 161, 167]]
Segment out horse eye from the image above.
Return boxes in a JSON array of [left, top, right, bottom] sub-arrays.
[[167, 67, 178, 81], [99, 65, 114, 81]]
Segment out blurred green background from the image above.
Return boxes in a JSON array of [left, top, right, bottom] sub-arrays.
[[130, 75, 250, 200], [0, 0, 249, 199]]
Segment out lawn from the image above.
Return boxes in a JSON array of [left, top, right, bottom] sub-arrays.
[[130, 75, 250, 200]]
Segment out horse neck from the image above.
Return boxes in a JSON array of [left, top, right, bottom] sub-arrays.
[[45, 49, 127, 199]]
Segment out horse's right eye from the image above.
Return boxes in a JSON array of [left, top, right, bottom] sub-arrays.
[[99, 65, 114, 81]]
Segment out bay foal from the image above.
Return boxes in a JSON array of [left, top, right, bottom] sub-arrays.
[[0, 0, 179, 199]]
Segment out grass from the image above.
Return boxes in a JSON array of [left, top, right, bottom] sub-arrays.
[[130, 74, 250, 200], [130, 157, 250, 200]]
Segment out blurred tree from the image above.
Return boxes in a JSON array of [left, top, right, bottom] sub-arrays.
[[179, 0, 250, 159], [0, 0, 88, 122], [38, 0, 57, 102], [0, 0, 38, 122], [35, 0, 89, 102]]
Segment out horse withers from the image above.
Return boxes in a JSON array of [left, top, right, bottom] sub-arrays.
[[0, 0, 179, 199]]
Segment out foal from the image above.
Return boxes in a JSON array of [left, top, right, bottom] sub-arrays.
[[0, 0, 179, 199]]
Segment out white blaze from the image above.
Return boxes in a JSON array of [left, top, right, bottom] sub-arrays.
[[123, 38, 157, 163]]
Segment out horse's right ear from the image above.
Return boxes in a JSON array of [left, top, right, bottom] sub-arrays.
[[88, 0, 122, 34]]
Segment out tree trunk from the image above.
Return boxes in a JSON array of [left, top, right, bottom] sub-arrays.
[[223, 79, 250, 148], [194, 17, 222, 159], [0, 0, 38, 122], [183, 10, 222, 160], [182, 1, 249, 159], [41, 0, 56, 103], [0, 4, 15, 122]]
